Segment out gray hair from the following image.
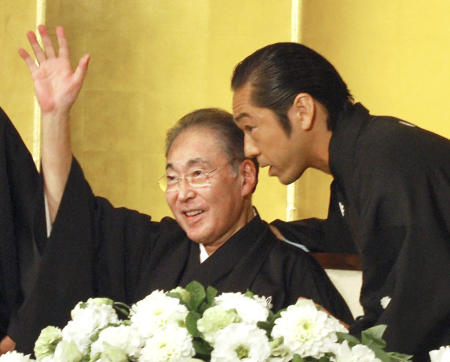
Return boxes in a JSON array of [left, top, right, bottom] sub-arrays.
[[165, 108, 245, 172]]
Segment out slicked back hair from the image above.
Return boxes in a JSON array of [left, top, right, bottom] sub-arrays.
[[231, 42, 353, 133]]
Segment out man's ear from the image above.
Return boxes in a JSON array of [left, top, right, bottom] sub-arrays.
[[239, 159, 257, 197], [287, 93, 316, 131]]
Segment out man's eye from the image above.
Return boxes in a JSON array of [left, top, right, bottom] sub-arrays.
[[244, 125, 255, 133], [166, 175, 178, 184], [191, 169, 205, 178]]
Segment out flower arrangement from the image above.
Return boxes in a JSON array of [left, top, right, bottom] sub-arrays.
[[1, 281, 445, 362]]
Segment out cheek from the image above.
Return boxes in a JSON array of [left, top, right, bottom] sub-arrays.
[[165, 193, 177, 212]]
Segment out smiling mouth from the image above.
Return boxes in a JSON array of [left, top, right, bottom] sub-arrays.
[[184, 210, 204, 217]]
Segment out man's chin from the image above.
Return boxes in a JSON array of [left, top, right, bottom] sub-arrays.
[[275, 170, 304, 185]]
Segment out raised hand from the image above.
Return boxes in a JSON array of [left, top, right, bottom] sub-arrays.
[[18, 25, 88, 223], [18, 25, 90, 116]]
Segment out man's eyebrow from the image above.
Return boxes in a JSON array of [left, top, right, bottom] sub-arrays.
[[234, 112, 250, 123], [165, 158, 209, 170]]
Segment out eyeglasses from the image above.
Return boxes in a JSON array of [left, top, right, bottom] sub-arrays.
[[158, 163, 232, 192]]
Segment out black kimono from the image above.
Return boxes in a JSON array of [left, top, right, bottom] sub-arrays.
[[274, 103, 450, 360], [0, 109, 352, 353], [0, 108, 45, 340]]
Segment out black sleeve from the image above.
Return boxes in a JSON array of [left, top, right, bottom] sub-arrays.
[[0, 108, 45, 340], [8, 159, 162, 354], [271, 181, 356, 253], [285, 250, 354, 326]]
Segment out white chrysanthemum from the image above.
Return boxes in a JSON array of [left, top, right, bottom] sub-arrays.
[[38, 357, 53, 362], [429, 345, 450, 362], [268, 337, 292, 362], [138, 325, 195, 362], [330, 341, 381, 362], [61, 299, 119, 354], [130, 290, 189, 339], [214, 292, 270, 325], [210, 323, 271, 362], [34, 326, 62, 360], [53, 340, 83, 362], [90, 325, 143, 359], [271, 299, 347, 359], [0, 351, 33, 362], [197, 305, 241, 344]]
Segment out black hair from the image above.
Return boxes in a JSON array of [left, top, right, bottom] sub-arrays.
[[231, 42, 353, 133]]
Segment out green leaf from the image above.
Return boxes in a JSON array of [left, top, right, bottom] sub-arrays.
[[113, 301, 130, 318], [317, 355, 333, 362], [291, 354, 305, 362], [192, 338, 213, 356], [186, 311, 202, 338], [387, 351, 414, 361], [361, 324, 386, 350], [206, 286, 218, 306], [186, 281, 206, 311], [336, 331, 360, 346], [367, 346, 392, 362], [361, 324, 387, 345], [256, 320, 272, 335], [244, 290, 254, 297]]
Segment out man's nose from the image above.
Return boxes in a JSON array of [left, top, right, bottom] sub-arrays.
[[177, 178, 195, 201], [244, 134, 260, 158]]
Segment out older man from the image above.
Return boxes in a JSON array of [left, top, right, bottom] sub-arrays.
[[1, 26, 352, 353]]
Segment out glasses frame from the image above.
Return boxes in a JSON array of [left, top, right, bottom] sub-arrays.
[[158, 161, 235, 192]]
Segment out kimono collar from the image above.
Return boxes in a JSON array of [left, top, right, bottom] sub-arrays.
[[329, 103, 371, 187]]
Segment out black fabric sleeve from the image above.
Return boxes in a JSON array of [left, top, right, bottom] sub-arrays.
[[284, 249, 354, 326], [8, 158, 165, 353], [0, 108, 45, 340], [271, 182, 356, 253]]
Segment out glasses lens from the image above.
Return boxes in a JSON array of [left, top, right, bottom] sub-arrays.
[[158, 176, 168, 192]]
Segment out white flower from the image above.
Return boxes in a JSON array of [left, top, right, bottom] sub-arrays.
[[330, 341, 381, 362], [214, 292, 270, 325], [0, 351, 33, 362], [429, 345, 450, 362], [197, 305, 241, 344], [380, 296, 391, 310], [211, 323, 271, 362], [90, 325, 143, 359], [271, 298, 347, 359], [34, 326, 62, 360], [53, 340, 83, 362], [130, 290, 189, 339], [139, 325, 195, 362], [268, 337, 292, 362], [62, 298, 119, 354]]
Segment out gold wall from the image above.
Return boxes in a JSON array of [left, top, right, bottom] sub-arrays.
[[0, 0, 37, 152], [2, 1, 449, 223]]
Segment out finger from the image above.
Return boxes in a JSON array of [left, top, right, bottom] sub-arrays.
[[56, 26, 70, 59], [38, 25, 56, 58], [73, 54, 91, 84], [18, 48, 39, 73], [27, 30, 46, 64]]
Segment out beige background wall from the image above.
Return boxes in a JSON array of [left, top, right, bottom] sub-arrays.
[[1, 0, 449, 316], [0, 0, 37, 152]]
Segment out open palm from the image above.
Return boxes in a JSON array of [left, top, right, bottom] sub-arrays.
[[19, 25, 89, 114]]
